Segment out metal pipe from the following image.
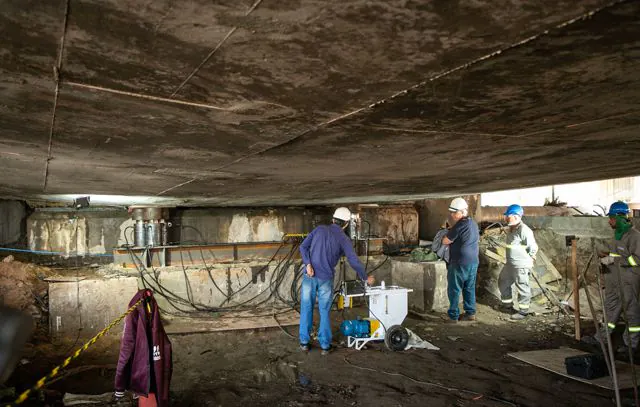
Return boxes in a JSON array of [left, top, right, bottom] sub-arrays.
[[134, 220, 146, 247]]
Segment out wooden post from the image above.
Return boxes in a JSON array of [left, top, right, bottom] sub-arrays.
[[571, 239, 580, 340]]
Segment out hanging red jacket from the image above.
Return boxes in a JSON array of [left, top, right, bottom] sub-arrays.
[[115, 290, 172, 406]]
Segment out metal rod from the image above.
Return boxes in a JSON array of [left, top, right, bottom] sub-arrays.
[[613, 262, 640, 406], [580, 256, 613, 382], [596, 262, 622, 407], [571, 239, 581, 340]]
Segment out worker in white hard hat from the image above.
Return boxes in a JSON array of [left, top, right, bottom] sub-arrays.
[[299, 207, 375, 355], [441, 197, 480, 322]]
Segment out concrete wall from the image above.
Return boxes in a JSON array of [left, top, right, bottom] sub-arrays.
[[48, 276, 139, 338], [479, 206, 577, 223], [358, 204, 418, 251], [0, 200, 28, 246], [172, 207, 318, 244], [28, 205, 419, 255], [28, 209, 130, 256], [417, 195, 481, 240]]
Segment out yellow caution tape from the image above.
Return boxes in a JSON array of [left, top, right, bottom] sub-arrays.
[[7, 298, 144, 406]]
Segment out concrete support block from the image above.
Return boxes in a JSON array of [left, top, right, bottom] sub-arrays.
[[391, 258, 448, 315], [49, 277, 140, 338]]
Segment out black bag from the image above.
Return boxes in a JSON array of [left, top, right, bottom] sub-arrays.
[[565, 353, 609, 380]]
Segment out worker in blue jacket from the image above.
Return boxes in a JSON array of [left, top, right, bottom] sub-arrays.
[[299, 207, 375, 355], [441, 198, 480, 323]]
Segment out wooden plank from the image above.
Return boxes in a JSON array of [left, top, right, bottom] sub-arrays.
[[484, 249, 506, 264], [508, 347, 637, 390], [163, 309, 300, 334], [537, 251, 562, 283]]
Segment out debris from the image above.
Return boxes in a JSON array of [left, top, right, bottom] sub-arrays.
[[447, 336, 462, 342], [3, 255, 14, 263], [298, 373, 311, 387], [20, 358, 29, 365], [405, 328, 439, 350], [63, 392, 129, 406]]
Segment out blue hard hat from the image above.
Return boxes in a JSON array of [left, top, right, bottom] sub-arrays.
[[504, 204, 524, 217], [607, 201, 630, 216]]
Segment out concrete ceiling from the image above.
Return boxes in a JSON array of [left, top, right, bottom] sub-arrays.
[[0, 0, 638, 206]]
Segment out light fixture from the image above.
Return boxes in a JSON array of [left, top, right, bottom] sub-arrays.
[[73, 196, 90, 209]]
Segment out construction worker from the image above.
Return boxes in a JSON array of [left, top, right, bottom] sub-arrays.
[[593, 201, 640, 353], [441, 197, 480, 322], [299, 207, 375, 355], [499, 204, 538, 320]]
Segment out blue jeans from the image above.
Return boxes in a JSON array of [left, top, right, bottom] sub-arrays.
[[299, 274, 334, 349], [447, 263, 478, 320]]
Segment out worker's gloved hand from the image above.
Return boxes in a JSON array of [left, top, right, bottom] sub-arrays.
[[600, 256, 614, 266], [305, 264, 314, 277]]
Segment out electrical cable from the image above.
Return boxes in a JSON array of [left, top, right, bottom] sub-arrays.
[[123, 227, 303, 315]]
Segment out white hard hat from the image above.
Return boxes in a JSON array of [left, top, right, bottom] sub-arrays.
[[333, 207, 351, 221], [448, 197, 469, 212]]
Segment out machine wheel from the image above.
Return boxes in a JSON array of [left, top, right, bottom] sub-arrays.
[[384, 325, 409, 351]]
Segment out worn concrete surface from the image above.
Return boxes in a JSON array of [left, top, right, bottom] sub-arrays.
[[27, 209, 130, 256], [359, 204, 419, 251], [0, 1, 638, 205], [391, 258, 449, 314], [28, 205, 419, 254], [48, 276, 139, 338]]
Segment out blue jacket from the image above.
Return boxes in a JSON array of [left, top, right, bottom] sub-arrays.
[[300, 224, 367, 281]]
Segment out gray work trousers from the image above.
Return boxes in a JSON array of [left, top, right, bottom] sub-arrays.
[[499, 264, 532, 311], [602, 265, 640, 348]]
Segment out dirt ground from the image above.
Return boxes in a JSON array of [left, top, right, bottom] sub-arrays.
[[3, 295, 633, 407]]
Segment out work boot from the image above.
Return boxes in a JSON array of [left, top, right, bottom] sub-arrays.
[[498, 303, 514, 314], [445, 317, 458, 324], [300, 343, 310, 352], [616, 345, 638, 355], [459, 313, 476, 322], [321, 347, 331, 356], [510, 311, 528, 321]]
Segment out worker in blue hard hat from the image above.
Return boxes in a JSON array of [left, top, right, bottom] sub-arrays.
[[587, 201, 640, 354], [499, 204, 538, 320]]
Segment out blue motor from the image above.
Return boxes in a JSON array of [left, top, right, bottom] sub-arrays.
[[340, 319, 370, 338]]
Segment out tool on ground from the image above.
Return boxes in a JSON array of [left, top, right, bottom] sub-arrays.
[[338, 280, 413, 351]]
